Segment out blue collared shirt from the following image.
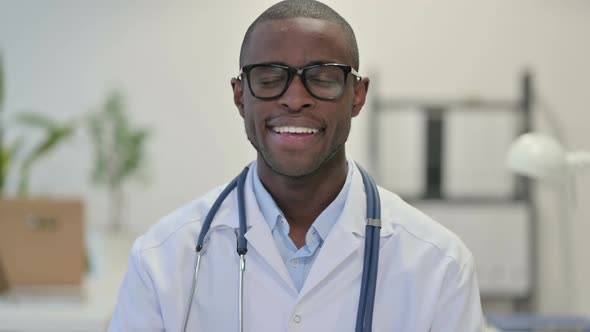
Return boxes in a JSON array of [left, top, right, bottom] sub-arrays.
[[251, 160, 354, 292]]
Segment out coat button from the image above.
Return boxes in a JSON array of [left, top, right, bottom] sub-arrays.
[[293, 315, 302, 323]]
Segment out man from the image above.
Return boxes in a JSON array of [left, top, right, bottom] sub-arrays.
[[109, 1, 484, 331]]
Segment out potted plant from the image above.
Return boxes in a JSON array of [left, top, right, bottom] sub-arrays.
[[87, 90, 150, 232], [0, 53, 84, 292]]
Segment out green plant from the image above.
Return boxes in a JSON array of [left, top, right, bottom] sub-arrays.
[[88, 90, 150, 230], [14, 113, 76, 195], [0, 52, 7, 192], [0, 53, 77, 196]]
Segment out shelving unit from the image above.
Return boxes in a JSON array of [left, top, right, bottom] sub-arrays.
[[368, 71, 536, 309]]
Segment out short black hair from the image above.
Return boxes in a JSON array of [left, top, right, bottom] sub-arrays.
[[239, 0, 359, 70]]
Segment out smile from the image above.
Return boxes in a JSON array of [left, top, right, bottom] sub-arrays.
[[271, 126, 320, 134]]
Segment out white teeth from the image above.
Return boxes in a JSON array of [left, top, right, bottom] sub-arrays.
[[272, 126, 319, 134]]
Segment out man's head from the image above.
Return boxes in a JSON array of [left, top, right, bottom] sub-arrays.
[[232, 0, 369, 179], [239, 0, 359, 71]]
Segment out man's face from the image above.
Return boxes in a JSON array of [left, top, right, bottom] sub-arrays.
[[232, 17, 369, 178]]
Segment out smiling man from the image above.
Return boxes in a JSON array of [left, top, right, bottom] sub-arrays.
[[230, 13, 368, 250], [109, 1, 484, 331]]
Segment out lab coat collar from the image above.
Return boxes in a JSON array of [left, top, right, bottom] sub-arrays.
[[338, 161, 396, 238], [207, 161, 397, 239]]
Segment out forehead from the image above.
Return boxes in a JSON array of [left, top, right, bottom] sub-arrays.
[[243, 17, 352, 67]]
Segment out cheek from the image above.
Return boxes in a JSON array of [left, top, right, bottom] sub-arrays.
[[243, 111, 258, 133], [242, 104, 267, 136], [332, 108, 353, 138]]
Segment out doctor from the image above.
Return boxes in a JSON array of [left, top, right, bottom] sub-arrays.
[[109, 0, 484, 331]]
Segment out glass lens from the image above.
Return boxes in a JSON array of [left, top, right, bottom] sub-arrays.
[[305, 66, 345, 99], [249, 66, 288, 98]]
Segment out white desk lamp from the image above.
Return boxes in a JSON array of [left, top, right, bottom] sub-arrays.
[[506, 132, 589, 313], [507, 132, 590, 183]]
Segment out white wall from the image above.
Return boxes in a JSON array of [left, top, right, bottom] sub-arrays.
[[1, 0, 588, 315]]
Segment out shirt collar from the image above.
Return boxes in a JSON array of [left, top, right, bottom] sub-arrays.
[[251, 159, 355, 242], [251, 162, 284, 232]]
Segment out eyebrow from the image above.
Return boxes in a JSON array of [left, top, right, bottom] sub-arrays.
[[305, 60, 341, 66], [250, 60, 345, 68]]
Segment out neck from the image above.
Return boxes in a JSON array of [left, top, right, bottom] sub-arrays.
[[257, 150, 348, 246]]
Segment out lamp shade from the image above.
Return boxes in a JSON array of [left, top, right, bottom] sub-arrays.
[[506, 132, 567, 182]]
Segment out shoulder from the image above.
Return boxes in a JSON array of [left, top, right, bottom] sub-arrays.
[[133, 184, 228, 252], [378, 186, 473, 268]]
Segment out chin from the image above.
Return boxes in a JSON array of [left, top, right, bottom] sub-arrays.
[[263, 155, 323, 178], [271, 161, 318, 178]]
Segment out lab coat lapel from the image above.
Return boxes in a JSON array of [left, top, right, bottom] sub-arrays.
[[241, 167, 297, 292], [299, 220, 361, 298], [244, 223, 296, 291], [299, 165, 367, 298]]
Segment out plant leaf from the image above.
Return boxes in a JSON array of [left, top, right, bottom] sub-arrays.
[[14, 112, 58, 129], [17, 121, 76, 195], [87, 90, 150, 189], [0, 52, 5, 192]]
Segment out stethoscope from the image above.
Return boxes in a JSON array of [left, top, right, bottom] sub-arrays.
[[181, 162, 381, 332]]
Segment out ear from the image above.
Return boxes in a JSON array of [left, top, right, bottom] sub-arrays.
[[231, 77, 245, 118], [351, 77, 370, 118]]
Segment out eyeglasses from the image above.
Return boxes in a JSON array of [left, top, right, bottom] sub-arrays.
[[239, 63, 361, 101]]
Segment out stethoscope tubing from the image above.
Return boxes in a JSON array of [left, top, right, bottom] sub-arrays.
[[355, 164, 382, 332], [183, 170, 245, 332], [236, 166, 249, 332]]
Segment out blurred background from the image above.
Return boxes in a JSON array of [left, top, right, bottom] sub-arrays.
[[0, 0, 589, 330]]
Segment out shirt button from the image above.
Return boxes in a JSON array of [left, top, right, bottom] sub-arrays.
[[291, 259, 299, 267], [293, 315, 302, 323]]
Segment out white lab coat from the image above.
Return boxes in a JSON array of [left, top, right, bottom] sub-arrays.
[[109, 163, 484, 331]]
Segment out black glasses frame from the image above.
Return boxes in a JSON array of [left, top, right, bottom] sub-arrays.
[[239, 63, 361, 101]]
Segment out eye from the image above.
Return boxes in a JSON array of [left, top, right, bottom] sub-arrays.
[[306, 67, 343, 87], [255, 76, 284, 88], [308, 77, 339, 87]]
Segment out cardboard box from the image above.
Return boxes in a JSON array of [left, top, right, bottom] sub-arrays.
[[0, 198, 84, 290]]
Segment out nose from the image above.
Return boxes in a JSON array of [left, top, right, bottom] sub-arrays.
[[278, 75, 315, 112]]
